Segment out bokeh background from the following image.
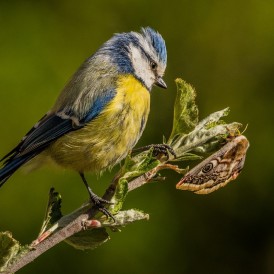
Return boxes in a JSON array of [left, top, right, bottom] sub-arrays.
[[0, 1, 274, 273]]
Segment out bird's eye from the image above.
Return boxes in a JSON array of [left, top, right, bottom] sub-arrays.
[[150, 61, 157, 70]]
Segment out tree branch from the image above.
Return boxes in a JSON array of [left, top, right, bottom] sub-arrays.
[[3, 165, 163, 274]]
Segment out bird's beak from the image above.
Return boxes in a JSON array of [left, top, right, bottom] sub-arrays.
[[155, 77, 167, 89]]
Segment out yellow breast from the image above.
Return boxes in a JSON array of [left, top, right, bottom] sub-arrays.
[[49, 75, 150, 173]]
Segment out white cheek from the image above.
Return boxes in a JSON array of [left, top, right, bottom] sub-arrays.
[[129, 45, 154, 88]]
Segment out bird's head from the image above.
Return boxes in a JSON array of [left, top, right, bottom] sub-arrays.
[[98, 27, 167, 91]]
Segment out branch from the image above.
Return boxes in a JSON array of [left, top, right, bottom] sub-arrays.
[[2, 164, 164, 274]]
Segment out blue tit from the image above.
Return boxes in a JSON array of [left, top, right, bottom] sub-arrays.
[[0, 27, 167, 217]]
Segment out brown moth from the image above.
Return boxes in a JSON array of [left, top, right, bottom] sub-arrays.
[[176, 135, 249, 194]]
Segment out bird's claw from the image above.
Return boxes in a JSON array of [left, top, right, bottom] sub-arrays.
[[92, 195, 112, 205], [150, 144, 176, 160], [133, 144, 176, 160], [90, 194, 115, 222]]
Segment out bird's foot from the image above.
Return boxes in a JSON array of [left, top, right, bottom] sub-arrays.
[[79, 172, 115, 222], [89, 193, 115, 222], [134, 144, 176, 160], [151, 144, 176, 159]]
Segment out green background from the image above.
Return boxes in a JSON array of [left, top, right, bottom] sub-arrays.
[[0, 1, 273, 273]]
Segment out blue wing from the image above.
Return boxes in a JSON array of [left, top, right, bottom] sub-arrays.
[[0, 90, 115, 186]]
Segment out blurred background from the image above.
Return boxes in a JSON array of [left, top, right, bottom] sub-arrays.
[[0, 1, 273, 273]]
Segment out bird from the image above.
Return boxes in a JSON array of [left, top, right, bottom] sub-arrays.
[[0, 27, 168, 218]]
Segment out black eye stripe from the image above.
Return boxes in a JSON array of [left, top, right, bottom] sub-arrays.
[[137, 45, 158, 68], [150, 61, 157, 70]]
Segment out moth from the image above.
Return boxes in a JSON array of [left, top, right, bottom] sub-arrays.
[[176, 135, 249, 194]]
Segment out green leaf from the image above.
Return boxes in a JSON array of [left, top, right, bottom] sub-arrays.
[[122, 149, 160, 180], [170, 105, 242, 158], [178, 122, 241, 156], [171, 153, 203, 162], [65, 228, 110, 250], [39, 188, 63, 236], [0, 232, 29, 272], [101, 209, 149, 228], [194, 107, 230, 131], [109, 178, 128, 214], [168, 79, 199, 142], [0, 232, 20, 271]]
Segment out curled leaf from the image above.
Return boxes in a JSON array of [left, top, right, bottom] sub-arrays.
[[0, 232, 29, 272], [0, 232, 20, 271], [101, 209, 149, 227], [39, 188, 63, 236], [168, 79, 199, 142], [65, 228, 110, 250]]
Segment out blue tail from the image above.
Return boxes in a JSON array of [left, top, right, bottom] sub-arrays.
[[0, 112, 78, 187], [0, 154, 35, 187]]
